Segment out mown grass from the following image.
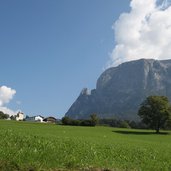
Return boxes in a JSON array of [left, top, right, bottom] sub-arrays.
[[0, 120, 171, 171]]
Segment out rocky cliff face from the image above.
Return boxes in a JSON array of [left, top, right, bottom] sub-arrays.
[[65, 59, 171, 120]]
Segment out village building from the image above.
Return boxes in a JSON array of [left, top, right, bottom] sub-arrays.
[[25, 115, 44, 122], [43, 116, 57, 123], [16, 112, 24, 121]]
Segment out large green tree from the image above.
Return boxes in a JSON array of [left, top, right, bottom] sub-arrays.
[[138, 96, 171, 133]]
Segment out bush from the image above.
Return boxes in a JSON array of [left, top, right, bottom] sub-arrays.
[[71, 119, 81, 126], [62, 116, 72, 125], [119, 121, 131, 128]]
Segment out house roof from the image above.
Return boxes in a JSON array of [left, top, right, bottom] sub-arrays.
[[43, 116, 57, 121], [36, 115, 44, 118]]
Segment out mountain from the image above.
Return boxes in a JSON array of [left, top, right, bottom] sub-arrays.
[[65, 59, 171, 120]]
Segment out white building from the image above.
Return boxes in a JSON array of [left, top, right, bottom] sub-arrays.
[[16, 112, 24, 121], [25, 115, 44, 122], [35, 115, 44, 122]]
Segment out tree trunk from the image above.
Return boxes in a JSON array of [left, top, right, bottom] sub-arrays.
[[156, 127, 160, 134], [156, 121, 160, 134]]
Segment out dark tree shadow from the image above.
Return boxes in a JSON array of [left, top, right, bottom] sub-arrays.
[[113, 130, 170, 135]]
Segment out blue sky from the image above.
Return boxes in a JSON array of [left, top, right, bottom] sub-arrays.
[[0, 0, 130, 118]]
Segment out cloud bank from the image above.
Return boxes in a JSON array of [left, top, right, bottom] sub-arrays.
[[0, 86, 17, 116], [107, 0, 171, 67]]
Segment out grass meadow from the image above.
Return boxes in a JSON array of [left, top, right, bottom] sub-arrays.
[[0, 120, 171, 171]]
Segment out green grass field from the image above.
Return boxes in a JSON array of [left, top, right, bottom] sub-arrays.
[[0, 120, 171, 171]]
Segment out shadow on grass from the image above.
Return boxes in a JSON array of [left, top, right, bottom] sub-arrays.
[[113, 130, 170, 135]]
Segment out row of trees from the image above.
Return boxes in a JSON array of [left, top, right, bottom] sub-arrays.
[[98, 119, 148, 129], [62, 114, 99, 126], [61, 116, 149, 129], [0, 111, 18, 120]]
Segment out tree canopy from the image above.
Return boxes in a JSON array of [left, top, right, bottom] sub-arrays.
[[138, 96, 171, 133], [90, 114, 99, 126]]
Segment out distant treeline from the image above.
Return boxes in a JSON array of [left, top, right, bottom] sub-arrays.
[[100, 118, 171, 129], [61, 115, 171, 130], [61, 114, 99, 127], [61, 116, 144, 128], [99, 118, 146, 129]]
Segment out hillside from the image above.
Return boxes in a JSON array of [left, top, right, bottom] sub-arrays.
[[66, 59, 171, 120]]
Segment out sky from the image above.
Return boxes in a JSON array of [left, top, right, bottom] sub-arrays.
[[0, 0, 130, 118], [0, 0, 171, 118]]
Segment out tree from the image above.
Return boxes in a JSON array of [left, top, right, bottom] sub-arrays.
[[0, 111, 9, 119], [61, 116, 72, 125], [90, 114, 99, 126], [138, 96, 171, 133], [10, 115, 16, 120]]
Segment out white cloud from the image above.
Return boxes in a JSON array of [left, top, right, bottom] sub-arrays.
[[0, 86, 17, 116], [107, 0, 171, 67], [0, 86, 16, 106]]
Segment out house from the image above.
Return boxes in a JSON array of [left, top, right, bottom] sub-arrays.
[[34, 115, 44, 122], [25, 115, 44, 122], [16, 112, 24, 121], [43, 116, 57, 123]]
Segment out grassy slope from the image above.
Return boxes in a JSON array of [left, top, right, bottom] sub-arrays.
[[0, 120, 171, 170]]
